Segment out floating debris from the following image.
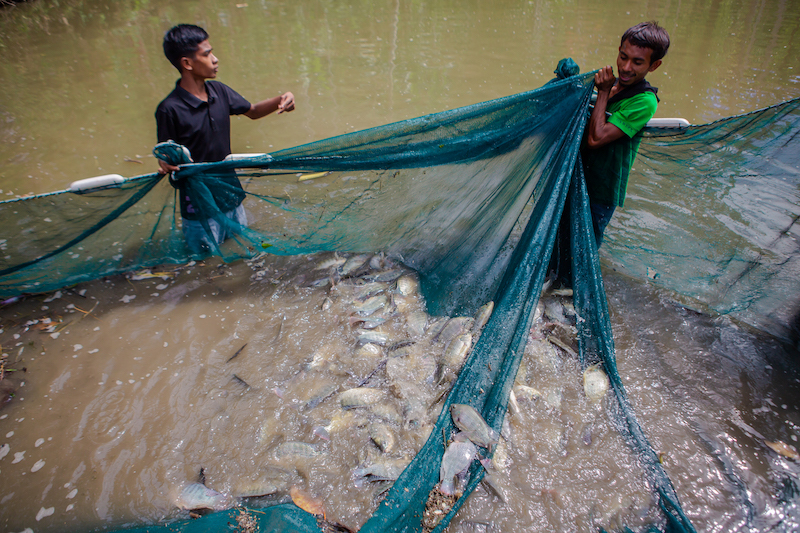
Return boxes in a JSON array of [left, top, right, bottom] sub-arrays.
[[422, 485, 458, 532], [226, 343, 248, 363], [765, 440, 800, 461]]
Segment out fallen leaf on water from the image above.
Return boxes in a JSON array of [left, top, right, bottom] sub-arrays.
[[765, 440, 800, 461], [290, 486, 325, 518]]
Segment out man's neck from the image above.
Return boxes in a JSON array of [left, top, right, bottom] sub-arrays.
[[179, 72, 208, 102]]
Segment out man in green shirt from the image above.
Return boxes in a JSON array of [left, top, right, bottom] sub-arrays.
[[583, 21, 670, 247]]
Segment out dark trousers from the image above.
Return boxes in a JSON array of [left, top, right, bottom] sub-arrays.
[[589, 202, 616, 249]]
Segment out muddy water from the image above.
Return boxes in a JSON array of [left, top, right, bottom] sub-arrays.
[[1, 0, 800, 532]]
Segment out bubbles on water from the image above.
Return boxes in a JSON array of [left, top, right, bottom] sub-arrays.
[[34, 438, 44, 448], [5, 431, 13, 438], [12, 451, 25, 464], [31, 460, 45, 472]]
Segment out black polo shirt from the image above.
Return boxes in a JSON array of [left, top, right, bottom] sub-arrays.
[[156, 80, 251, 162], [155, 80, 251, 219]]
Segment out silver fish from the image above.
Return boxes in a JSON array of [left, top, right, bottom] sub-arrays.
[[393, 294, 415, 314], [315, 255, 346, 270], [339, 387, 387, 408], [357, 329, 389, 346], [369, 423, 397, 453], [232, 476, 288, 498], [395, 275, 419, 296], [353, 294, 389, 316], [450, 404, 499, 449], [353, 281, 391, 300], [583, 363, 610, 401], [543, 298, 567, 323], [314, 410, 367, 439], [274, 441, 318, 459], [442, 333, 472, 369], [364, 269, 405, 283], [369, 253, 386, 270], [350, 316, 388, 329], [440, 433, 478, 496], [435, 317, 474, 345], [472, 301, 494, 333], [340, 254, 371, 276], [368, 401, 404, 426], [301, 382, 340, 411], [406, 311, 428, 337], [481, 471, 507, 503], [353, 458, 411, 482], [355, 342, 383, 358], [176, 482, 231, 510], [426, 316, 450, 339]]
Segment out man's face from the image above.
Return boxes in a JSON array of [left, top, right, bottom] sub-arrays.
[[184, 39, 218, 79], [616, 39, 662, 87]]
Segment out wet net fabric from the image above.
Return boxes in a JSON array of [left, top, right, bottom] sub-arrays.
[[606, 98, 800, 342], [4, 70, 800, 533]]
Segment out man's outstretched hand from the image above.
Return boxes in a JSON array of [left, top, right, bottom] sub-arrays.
[[278, 92, 295, 113]]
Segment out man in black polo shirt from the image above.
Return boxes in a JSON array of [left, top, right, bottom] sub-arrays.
[[155, 24, 295, 253]]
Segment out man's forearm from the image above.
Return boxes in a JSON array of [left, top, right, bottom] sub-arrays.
[[245, 96, 283, 120], [587, 90, 610, 146]]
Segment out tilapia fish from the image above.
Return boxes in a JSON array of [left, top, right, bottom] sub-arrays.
[[176, 482, 231, 511], [583, 363, 610, 402], [450, 404, 499, 450], [339, 387, 387, 408], [440, 433, 478, 496]]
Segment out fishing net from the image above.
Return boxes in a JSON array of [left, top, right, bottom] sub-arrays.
[[2, 61, 799, 532], [609, 99, 800, 342]]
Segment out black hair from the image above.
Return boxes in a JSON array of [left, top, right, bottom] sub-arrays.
[[163, 24, 209, 71], [621, 21, 670, 63]]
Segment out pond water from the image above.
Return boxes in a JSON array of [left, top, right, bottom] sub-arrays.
[[0, 0, 799, 532]]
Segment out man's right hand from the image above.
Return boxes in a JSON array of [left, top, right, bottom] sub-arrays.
[[157, 159, 180, 175], [594, 65, 616, 93]]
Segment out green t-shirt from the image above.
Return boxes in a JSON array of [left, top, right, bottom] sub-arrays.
[[583, 90, 658, 207]]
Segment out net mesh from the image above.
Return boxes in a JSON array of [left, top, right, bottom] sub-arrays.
[[3, 66, 799, 532]]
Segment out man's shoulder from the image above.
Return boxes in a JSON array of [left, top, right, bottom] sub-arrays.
[[206, 80, 232, 90], [608, 90, 658, 138], [206, 80, 238, 99], [156, 83, 184, 115], [625, 90, 658, 106], [207, 81, 251, 114], [611, 89, 658, 111]]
